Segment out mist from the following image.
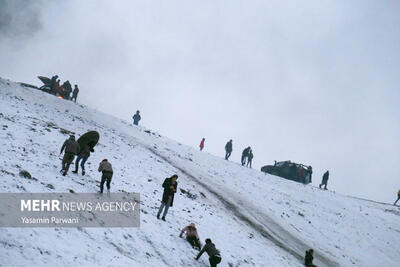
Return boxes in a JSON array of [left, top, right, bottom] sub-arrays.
[[1, 0, 399, 203]]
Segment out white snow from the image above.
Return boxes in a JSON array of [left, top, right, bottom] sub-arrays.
[[0, 78, 399, 267]]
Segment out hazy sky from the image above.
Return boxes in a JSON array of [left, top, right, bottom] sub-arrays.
[[1, 0, 399, 203]]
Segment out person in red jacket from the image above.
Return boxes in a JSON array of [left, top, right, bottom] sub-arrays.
[[199, 138, 205, 151]]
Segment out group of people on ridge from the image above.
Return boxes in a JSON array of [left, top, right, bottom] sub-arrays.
[[200, 139, 254, 168], [59, 133, 113, 194], [49, 75, 80, 102], [155, 174, 222, 266]]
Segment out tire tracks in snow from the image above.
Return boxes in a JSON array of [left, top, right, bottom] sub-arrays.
[[146, 147, 339, 267]]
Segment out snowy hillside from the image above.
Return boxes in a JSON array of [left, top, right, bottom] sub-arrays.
[[0, 78, 399, 267]]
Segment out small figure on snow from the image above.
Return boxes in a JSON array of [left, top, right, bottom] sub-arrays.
[[71, 85, 79, 102], [241, 146, 251, 166], [304, 249, 316, 267], [179, 223, 202, 250], [225, 139, 232, 160], [132, 110, 141, 126], [60, 135, 80, 176], [394, 189, 400, 206], [98, 159, 113, 194], [247, 149, 253, 168], [157, 174, 178, 221], [195, 238, 222, 267], [319, 170, 329, 190], [200, 138, 205, 151]]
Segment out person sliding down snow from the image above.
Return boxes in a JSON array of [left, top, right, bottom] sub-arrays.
[[132, 110, 141, 126], [304, 249, 316, 267], [157, 174, 178, 221], [98, 159, 113, 194], [225, 140, 232, 160], [195, 238, 222, 267], [60, 135, 80, 176], [319, 170, 329, 190], [199, 138, 205, 151], [394, 189, 400, 206], [180, 223, 202, 250]]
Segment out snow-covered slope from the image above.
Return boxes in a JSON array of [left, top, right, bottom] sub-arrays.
[[0, 78, 399, 267]]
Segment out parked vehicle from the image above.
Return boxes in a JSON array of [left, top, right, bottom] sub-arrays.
[[261, 160, 312, 184]]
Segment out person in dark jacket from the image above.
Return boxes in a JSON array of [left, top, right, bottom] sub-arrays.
[[60, 135, 80, 176], [132, 110, 141, 126], [200, 138, 205, 151], [247, 149, 253, 168], [50, 75, 58, 95], [394, 189, 400, 206], [71, 85, 79, 102], [195, 238, 222, 267], [157, 174, 178, 221], [241, 147, 251, 166], [98, 159, 113, 194], [319, 170, 329, 190], [180, 223, 202, 250], [225, 140, 232, 160], [304, 249, 316, 267], [72, 144, 91, 175]]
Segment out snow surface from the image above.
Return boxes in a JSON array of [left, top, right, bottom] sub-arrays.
[[0, 78, 399, 267]]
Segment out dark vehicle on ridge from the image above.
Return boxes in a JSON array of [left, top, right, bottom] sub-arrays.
[[261, 160, 312, 184]]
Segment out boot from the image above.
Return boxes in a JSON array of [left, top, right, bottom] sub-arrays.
[[72, 170, 78, 174], [62, 172, 67, 176], [82, 170, 85, 176], [157, 214, 160, 219], [161, 216, 166, 221]]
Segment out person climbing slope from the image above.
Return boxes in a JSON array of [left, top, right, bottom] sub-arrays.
[[247, 149, 253, 168], [195, 238, 222, 267], [225, 139, 232, 160], [394, 189, 400, 206], [304, 249, 316, 267], [319, 170, 329, 190], [179, 223, 202, 250], [98, 159, 113, 194], [157, 174, 178, 221], [132, 110, 141, 126], [200, 138, 205, 151], [60, 135, 80, 176], [241, 146, 251, 166]]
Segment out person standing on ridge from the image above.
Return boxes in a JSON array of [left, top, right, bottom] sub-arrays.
[[71, 85, 79, 102], [60, 135, 80, 176], [195, 238, 222, 267], [157, 174, 178, 221], [394, 189, 400, 206], [247, 149, 253, 168], [200, 138, 205, 151], [50, 75, 58, 95], [132, 110, 141, 126], [319, 170, 329, 190], [179, 223, 202, 250], [241, 146, 251, 166], [225, 139, 232, 160], [98, 159, 113, 194]]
